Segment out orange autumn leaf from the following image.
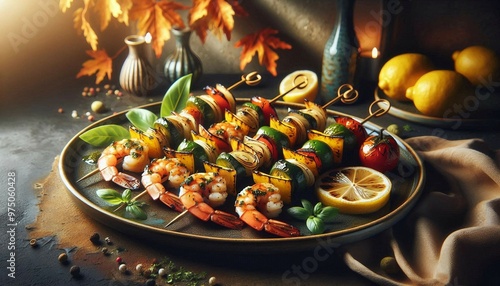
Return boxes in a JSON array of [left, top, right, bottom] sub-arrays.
[[94, 0, 123, 31], [73, 0, 99, 51], [76, 50, 113, 84], [235, 28, 291, 76], [189, 0, 245, 43], [129, 0, 187, 58]]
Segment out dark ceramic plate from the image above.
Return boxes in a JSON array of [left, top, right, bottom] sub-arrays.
[[59, 100, 425, 254], [374, 88, 500, 130]]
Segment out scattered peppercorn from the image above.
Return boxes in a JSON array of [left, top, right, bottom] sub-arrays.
[[104, 237, 113, 245], [29, 239, 38, 247], [116, 257, 123, 264], [101, 247, 109, 255], [70, 265, 81, 277], [158, 267, 166, 277], [119, 263, 128, 273], [87, 115, 95, 122], [380, 256, 401, 275], [209, 276, 217, 285], [58, 252, 69, 264], [89, 233, 100, 245], [71, 110, 79, 118], [136, 263, 143, 273], [58, 108, 64, 114], [145, 278, 156, 286]]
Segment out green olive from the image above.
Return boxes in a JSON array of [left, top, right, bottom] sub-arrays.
[[91, 101, 105, 113]]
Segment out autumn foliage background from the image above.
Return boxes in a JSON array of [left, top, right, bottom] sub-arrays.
[[60, 0, 293, 84]]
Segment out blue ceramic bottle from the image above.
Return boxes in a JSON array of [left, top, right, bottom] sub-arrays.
[[320, 0, 359, 104]]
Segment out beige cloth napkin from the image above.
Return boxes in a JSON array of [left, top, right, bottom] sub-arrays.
[[342, 136, 500, 286]]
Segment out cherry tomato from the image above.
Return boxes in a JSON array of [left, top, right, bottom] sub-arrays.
[[251, 96, 278, 125], [335, 116, 367, 148], [359, 130, 400, 173], [204, 86, 231, 114]]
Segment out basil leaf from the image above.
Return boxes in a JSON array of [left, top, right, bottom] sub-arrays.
[[126, 108, 157, 132], [160, 74, 192, 117], [313, 202, 323, 216], [317, 206, 339, 223], [301, 199, 313, 214], [121, 189, 132, 202], [126, 204, 147, 220], [306, 216, 325, 235], [287, 206, 311, 221], [79, 124, 130, 147], [96, 189, 124, 205]]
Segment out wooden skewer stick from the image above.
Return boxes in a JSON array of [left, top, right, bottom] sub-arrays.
[[227, 71, 262, 91], [76, 158, 124, 183], [76, 168, 100, 183], [268, 73, 309, 104], [113, 175, 176, 212], [164, 209, 189, 228], [360, 99, 391, 125], [321, 83, 359, 109]]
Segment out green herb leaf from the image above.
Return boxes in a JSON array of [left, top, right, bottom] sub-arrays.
[[160, 74, 192, 117], [316, 206, 339, 223], [313, 202, 323, 216], [121, 189, 132, 202], [126, 204, 147, 220], [79, 124, 130, 147], [306, 216, 325, 235], [96, 189, 125, 205], [126, 108, 158, 132], [301, 199, 313, 213], [287, 206, 311, 221]]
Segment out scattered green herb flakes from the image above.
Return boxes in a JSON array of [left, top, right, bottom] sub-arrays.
[[287, 199, 338, 235], [82, 151, 102, 164], [148, 257, 207, 285], [403, 124, 413, 132], [79, 124, 130, 147]]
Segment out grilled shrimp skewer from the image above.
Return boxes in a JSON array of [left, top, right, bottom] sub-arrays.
[[235, 183, 300, 237], [141, 158, 190, 212], [97, 138, 149, 190], [179, 173, 244, 229]]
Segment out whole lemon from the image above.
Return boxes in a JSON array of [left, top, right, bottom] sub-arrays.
[[452, 45, 500, 86], [378, 53, 434, 101], [405, 70, 473, 117]]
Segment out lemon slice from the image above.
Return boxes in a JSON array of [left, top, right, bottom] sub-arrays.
[[315, 166, 391, 214], [279, 70, 318, 103]]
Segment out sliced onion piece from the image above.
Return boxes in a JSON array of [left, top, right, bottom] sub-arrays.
[[286, 158, 315, 187], [193, 139, 218, 163], [216, 84, 236, 113], [230, 150, 260, 176], [199, 95, 222, 123]]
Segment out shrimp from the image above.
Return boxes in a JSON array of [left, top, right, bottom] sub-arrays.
[[141, 158, 190, 212], [179, 172, 244, 229], [208, 121, 246, 142], [97, 138, 149, 190], [235, 183, 300, 237]]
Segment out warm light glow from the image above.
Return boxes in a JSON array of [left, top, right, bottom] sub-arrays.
[[371, 47, 379, 59], [145, 32, 152, 44]]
